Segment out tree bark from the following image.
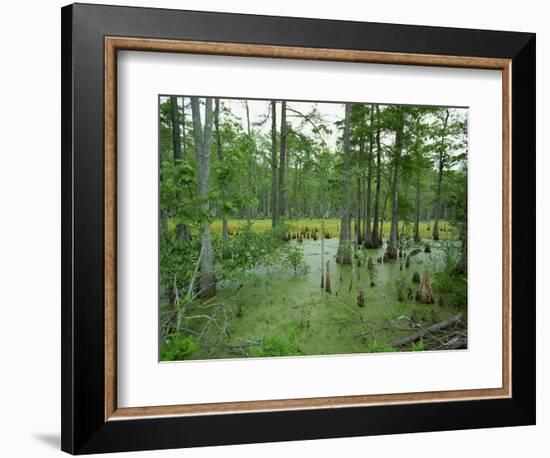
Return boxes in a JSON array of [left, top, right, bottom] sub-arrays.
[[380, 174, 391, 244], [244, 101, 254, 224], [356, 139, 363, 247], [364, 106, 374, 248], [371, 105, 383, 247], [337, 103, 352, 264], [190, 97, 216, 298], [419, 272, 435, 304], [270, 101, 278, 227], [278, 101, 287, 220], [433, 109, 449, 241], [320, 217, 325, 288], [386, 110, 405, 259], [170, 96, 191, 241], [214, 98, 229, 238], [181, 96, 186, 158], [170, 96, 182, 161], [413, 173, 421, 242], [325, 260, 332, 294]]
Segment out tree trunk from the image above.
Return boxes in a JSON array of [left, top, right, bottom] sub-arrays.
[[170, 96, 182, 161], [356, 143, 362, 247], [181, 96, 186, 158], [337, 103, 352, 264], [364, 106, 374, 248], [386, 110, 404, 259], [270, 101, 278, 227], [244, 101, 254, 224], [170, 96, 191, 241], [413, 173, 421, 243], [371, 105, 382, 247], [214, 99, 229, 238], [419, 272, 435, 304], [380, 176, 391, 244], [433, 109, 449, 241], [292, 159, 300, 220], [321, 216, 325, 288], [278, 101, 287, 220], [190, 97, 216, 298], [325, 260, 332, 294]]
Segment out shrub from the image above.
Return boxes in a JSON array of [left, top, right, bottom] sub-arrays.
[[283, 246, 309, 275], [443, 276, 468, 309], [213, 223, 288, 281], [160, 335, 198, 361], [249, 335, 303, 357], [366, 340, 395, 353], [410, 338, 425, 352], [249, 326, 303, 357], [438, 241, 461, 288], [395, 274, 408, 301]]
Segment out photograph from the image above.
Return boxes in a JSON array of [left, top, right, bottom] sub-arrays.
[[159, 96, 468, 361], [53, 3, 536, 455]]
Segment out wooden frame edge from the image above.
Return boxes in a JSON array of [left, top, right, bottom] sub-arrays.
[[105, 38, 117, 420], [502, 61, 512, 401], [104, 36, 512, 421], [105, 37, 510, 69]]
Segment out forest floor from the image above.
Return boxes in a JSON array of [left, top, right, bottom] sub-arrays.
[[162, 219, 467, 361]]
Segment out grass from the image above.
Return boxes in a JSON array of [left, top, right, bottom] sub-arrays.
[[167, 217, 457, 240], [211, 218, 341, 235]]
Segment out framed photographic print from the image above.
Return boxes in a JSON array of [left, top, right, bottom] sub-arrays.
[[61, 3, 536, 454]]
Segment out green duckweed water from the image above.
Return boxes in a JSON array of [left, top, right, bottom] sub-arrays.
[[163, 232, 465, 361]]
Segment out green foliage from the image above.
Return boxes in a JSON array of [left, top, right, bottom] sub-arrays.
[[366, 340, 396, 353], [283, 245, 309, 275], [213, 224, 290, 281], [160, 335, 198, 361], [434, 240, 462, 292], [440, 275, 468, 309], [395, 274, 408, 301], [158, 96, 469, 361], [160, 159, 203, 225], [410, 338, 425, 352], [159, 235, 200, 305], [249, 327, 303, 357]]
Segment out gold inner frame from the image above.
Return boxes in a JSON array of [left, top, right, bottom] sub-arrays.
[[104, 36, 512, 421]]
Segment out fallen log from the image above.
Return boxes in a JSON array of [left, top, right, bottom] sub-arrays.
[[443, 336, 467, 350], [390, 313, 463, 347]]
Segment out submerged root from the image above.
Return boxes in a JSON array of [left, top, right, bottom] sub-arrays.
[[357, 288, 365, 307]]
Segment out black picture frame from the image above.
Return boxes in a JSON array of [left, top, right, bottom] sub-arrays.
[[61, 3, 536, 454]]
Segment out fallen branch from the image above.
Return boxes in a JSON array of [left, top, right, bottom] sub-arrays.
[[329, 297, 377, 341], [390, 313, 463, 347], [186, 245, 204, 300], [435, 335, 467, 350]]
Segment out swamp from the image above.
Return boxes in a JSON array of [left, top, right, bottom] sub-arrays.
[[159, 97, 468, 361]]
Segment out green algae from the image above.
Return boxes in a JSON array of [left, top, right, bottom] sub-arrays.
[[165, 234, 465, 361]]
